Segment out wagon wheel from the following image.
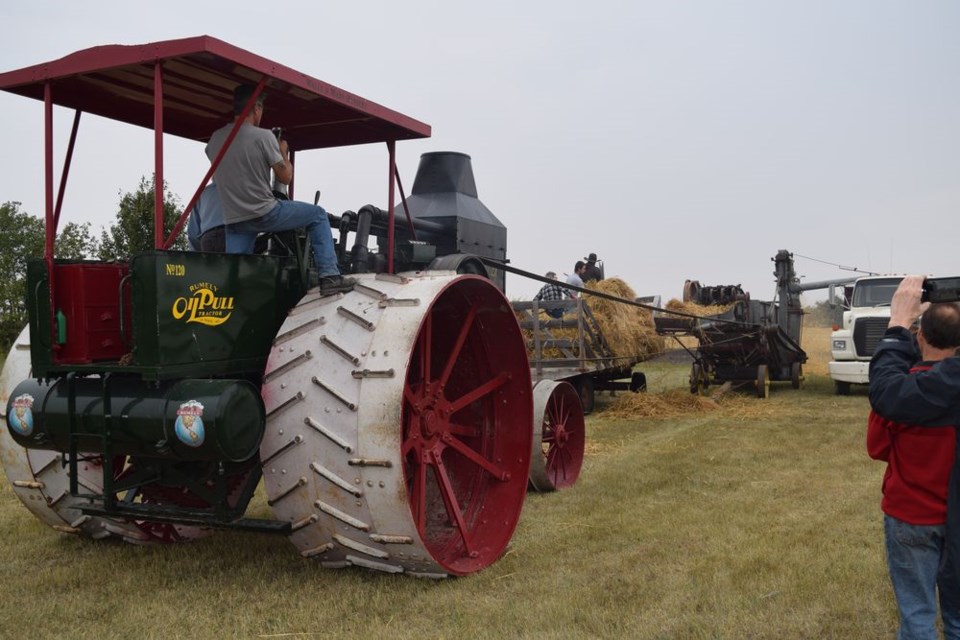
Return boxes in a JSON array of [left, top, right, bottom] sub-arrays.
[[260, 273, 532, 577], [576, 375, 596, 415], [528, 380, 585, 492], [689, 363, 708, 395], [790, 362, 803, 389], [756, 364, 770, 399]]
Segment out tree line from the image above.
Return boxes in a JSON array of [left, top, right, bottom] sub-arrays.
[[0, 175, 187, 350]]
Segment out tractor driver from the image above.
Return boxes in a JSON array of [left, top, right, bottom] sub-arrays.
[[205, 84, 355, 295]]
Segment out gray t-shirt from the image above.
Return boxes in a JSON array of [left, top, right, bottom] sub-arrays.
[[205, 123, 284, 224]]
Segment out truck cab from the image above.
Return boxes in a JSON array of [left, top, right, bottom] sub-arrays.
[[828, 275, 903, 394]]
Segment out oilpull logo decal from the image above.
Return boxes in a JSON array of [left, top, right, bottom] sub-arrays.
[[172, 282, 235, 326]]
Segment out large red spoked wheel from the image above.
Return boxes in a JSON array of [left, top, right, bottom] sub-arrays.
[[402, 278, 533, 573], [528, 380, 585, 492], [260, 273, 532, 577]]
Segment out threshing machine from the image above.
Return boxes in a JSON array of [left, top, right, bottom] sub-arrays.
[[655, 250, 853, 398], [0, 36, 586, 577]]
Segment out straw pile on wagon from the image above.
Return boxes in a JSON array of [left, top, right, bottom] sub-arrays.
[[517, 277, 663, 362], [582, 278, 663, 360]]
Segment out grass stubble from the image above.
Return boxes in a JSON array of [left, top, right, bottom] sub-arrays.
[[0, 327, 896, 638]]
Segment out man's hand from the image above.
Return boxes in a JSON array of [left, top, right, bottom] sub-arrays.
[[272, 137, 293, 185], [889, 275, 928, 329]]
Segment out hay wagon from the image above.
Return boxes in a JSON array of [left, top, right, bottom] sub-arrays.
[[512, 294, 648, 415]]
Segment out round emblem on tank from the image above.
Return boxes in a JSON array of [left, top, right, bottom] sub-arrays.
[[8, 393, 35, 436], [174, 400, 206, 447]]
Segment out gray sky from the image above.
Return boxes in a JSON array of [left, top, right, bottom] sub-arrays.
[[1, 1, 958, 304]]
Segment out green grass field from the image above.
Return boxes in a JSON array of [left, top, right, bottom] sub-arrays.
[[0, 328, 898, 639]]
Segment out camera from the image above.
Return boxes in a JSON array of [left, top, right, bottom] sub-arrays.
[[921, 277, 960, 303]]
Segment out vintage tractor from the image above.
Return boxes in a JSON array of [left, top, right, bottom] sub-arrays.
[[0, 36, 549, 577]]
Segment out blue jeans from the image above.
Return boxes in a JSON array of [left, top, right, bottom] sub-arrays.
[[885, 515, 960, 640], [225, 200, 340, 276]]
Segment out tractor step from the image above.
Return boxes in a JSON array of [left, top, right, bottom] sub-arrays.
[[79, 502, 292, 534]]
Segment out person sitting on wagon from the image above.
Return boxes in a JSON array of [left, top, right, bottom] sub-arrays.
[[205, 84, 355, 295], [533, 271, 571, 319]]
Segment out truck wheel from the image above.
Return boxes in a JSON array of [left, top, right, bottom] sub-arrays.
[[259, 273, 532, 577], [0, 327, 152, 543], [528, 380, 584, 492], [835, 381, 851, 396]]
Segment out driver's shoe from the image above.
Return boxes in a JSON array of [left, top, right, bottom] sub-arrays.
[[320, 274, 357, 295]]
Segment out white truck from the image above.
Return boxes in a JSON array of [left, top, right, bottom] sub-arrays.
[[828, 275, 904, 395]]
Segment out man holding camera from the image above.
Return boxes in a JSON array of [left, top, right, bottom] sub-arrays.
[[869, 274, 960, 637], [206, 84, 354, 295]]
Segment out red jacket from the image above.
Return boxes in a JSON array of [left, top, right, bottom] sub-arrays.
[[867, 363, 957, 525]]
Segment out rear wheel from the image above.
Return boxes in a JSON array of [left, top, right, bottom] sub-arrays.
[[835, 381, 851, 396], [528, 380, 584, 492], [260, 273, 532, 576]]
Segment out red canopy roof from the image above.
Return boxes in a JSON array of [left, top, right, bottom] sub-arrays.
[[0, 35, 431, 150]]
